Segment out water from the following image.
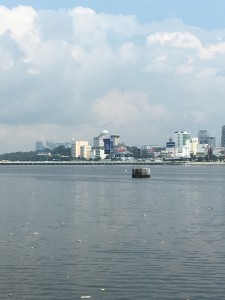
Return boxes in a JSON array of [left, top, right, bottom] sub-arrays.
[[1, 164, 225, 299]]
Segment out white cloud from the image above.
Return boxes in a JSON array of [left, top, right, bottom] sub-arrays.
[[191, 111, 208, 123], [0, 5, 225, 152], [147, 31, 202, 49], [177, 58, 194, 74], [91, 89, 172, 144], [92, 90, 167, 124], [200, 42, 225, 59], [0, 5, 40, 62]]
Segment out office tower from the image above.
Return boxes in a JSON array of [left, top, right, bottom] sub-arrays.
[[221, 125, 225, 147], [198, 130, 209, 144], [93, 130, 110, 148], [174, 131, 190, 153], [36, 140, 44, 151], [198, 129, 216, 148], [71, 139, 89, 158]]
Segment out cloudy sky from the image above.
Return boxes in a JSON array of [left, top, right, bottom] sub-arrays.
[[0, 0, 225, 152]]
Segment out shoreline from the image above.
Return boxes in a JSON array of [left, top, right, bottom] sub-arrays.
[[0, 160, 224, 166]]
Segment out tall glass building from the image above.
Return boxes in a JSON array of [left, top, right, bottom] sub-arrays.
[[198, 130, 209, 144], [221, 125, 225, 147]]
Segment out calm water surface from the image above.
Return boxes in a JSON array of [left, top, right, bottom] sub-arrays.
[[1, 165, 225, 299]]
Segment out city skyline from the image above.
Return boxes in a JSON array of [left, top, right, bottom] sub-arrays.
[[1, 1, 225, 152], [35, 127, 218, 151]]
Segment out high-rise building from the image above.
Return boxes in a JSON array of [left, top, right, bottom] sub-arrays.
[[207, 137, 216, 148], [198, 130, 209, 144], [190, 138, 198, 155], [110, 134, 120, 147], [93, 130, 110, 148], [36, 140, 44, 151], [71, 139, 89, 158], [174, 131, 190, 153], [221, 125, 225, 147], [198, 130, 216, 148]]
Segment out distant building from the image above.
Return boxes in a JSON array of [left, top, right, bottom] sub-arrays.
[[196, 144, 209, 157], [93, 130, 110, 148], [221, 125, 225, 147], [80, 145, 92, 160], [113, 151, 132, 160], [198, 130, 216, 148], [165, 138, 176, 158], [207, 137, 216, 148], [174, 131, 191, 157], [36, 140, 44, 151], [190, 138, 198, 156], [166, 140, 176, 148], [132, 148, 141, 158], [110, 134, 120, 147], [141, 145, 157, 158], [71, 140, 89, 158], [164, 131, 191, 158], [198, 130, 209, 144], [46, 140, 56, 150], [95, 148, 108, 160]]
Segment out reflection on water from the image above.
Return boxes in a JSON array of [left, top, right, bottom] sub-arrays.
[[1, 165, 225, 299]]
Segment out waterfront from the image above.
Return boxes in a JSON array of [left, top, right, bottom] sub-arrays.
[[1, 165, 225, 299], [0, 159, 225, 166]]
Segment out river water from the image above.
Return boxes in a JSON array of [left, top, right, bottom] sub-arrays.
[[1, 164, 225, 299]]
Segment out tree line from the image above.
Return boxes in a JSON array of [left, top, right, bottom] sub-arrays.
[[0, 146, 72, 161]]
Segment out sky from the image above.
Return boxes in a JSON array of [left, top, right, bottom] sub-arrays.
[[0, 0, 225, 152]]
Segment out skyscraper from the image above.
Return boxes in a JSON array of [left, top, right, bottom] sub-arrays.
[[174, 131, 190, 153], [198, 129, 216, 148], [221, 125, 225, 147], [198, 130, 209, 144]]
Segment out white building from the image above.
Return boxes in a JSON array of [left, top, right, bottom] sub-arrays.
[[190, 138, 198, 156], [196, 144, 209, 157], [89, 148, 108, 160], [166, 131, 191, 158], [95, 148, 108, 160], [93, 130, 110, 148], [71, 139, 89, 158], [174, 131, 191, 157], [80, 145, 92, 160]]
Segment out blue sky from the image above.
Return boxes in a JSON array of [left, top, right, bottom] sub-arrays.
[[0, 0, 225, 152], [1, 0, 225, 29]]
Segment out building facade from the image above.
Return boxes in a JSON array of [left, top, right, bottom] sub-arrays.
[[198, 129, 216, 148], [189, 138, 198, 156], [198, 130, 209, 144], [110, 134, 120, 147], [221, 125, 225, 147], [36, 140, 44, 151], [93, 130, 110, 148], [71, 140, 89, 158], [80, 145, 92, 160], [174, 131, 191, 157]]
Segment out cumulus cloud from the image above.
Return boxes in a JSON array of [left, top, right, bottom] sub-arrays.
[[0, 5, 225, 152], [147, 31, 202, 49], [91, 89, 171, 145]]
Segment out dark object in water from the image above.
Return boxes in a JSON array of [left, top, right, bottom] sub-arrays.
[[132, 167, 151, 178]]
